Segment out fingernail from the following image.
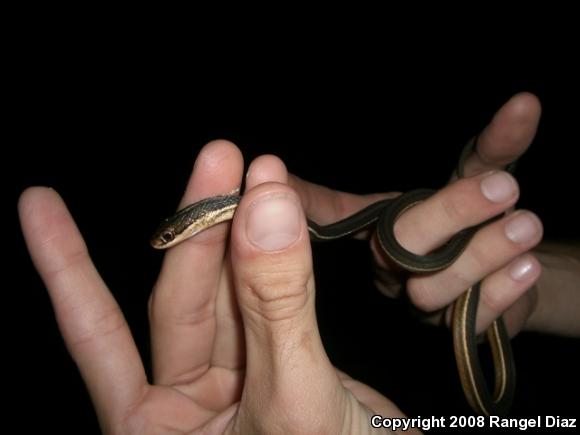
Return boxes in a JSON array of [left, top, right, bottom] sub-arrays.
[[505, 212, 541, 244], [246, 194, 301, 251], [509, 257, 536, 281], [480, 171, 517, 203]]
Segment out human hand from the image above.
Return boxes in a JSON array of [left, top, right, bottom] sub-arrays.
[[19, 141, 415, 434], [290, 92, 545, 337]]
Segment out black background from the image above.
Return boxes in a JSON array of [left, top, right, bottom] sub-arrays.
[[7, 39, 580, 433]]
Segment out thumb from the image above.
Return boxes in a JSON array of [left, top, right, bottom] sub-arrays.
[[229, 181, 344, 432]]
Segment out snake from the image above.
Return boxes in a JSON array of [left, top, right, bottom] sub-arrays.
[[151, 137, 517, 416]]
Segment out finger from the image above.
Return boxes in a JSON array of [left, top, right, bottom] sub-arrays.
[[521, 247, 580, 337], [209, 155, 288, 370], [289, 173, 398, 234], [18, 187, 146, 428], [246, 154, 288, 188], [150, 140, 244, 385], [407, 210, 543, 311], [392, 170, 519, 259], [474, 254, 541, 335], [440, 254, 541, 338], [229, 182, 344, 433], [459, 92, 541, 178], [179, 156, 293, 408]]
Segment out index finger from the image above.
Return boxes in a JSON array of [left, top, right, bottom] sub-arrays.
[[149, 140, 244, 385]]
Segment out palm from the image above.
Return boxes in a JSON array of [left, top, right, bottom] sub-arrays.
[[126, 369, 388, 433], [126, 376, 240, 432]]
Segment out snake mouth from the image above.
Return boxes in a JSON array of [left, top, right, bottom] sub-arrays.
[[150, 237, 166, 249]]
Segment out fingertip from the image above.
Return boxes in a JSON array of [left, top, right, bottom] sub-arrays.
[[508, 253, 542, 283], [181, 139, 244, 207], [18, 186, 65, 229], [504, 210, 543, 247], [18, 186, 90, 280], [473, 92, 542, 172], [19, 186, 57, 211], [475, 253, 542, 334], [509, 92, 542, 120], [495, 91, 542, 142], [525, 210, 544, 242], [479, 170, 520, 204], [246, 154, 288, 189], [232, 181, 307, 257], [197, 139, 244, 171]]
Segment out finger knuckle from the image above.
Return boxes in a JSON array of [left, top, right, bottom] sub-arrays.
[[406, 277, 439, 312], [45, 246, 90, 280], [467, 242, 493, 272], [440, 188, 472, 226], [243, 268, 312, 323], [148, 285, 215, 329], [480, 281, 510, 313], [67, 306, 128, 352]]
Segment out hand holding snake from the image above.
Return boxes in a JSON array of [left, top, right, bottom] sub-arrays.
[[20, 93, 557, 433]]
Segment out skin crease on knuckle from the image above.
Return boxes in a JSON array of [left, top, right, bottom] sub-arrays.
[[241, 269, 313, 324], [148, 285, 216, 329], [66, 305, 129, 356], [439, 187, 477, 229], [478, 277, 514, 315], [405, 278, 440, 312], [463, 241, 496, 277]]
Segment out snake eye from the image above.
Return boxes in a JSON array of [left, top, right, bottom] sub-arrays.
[[161, 231, 175, 243]]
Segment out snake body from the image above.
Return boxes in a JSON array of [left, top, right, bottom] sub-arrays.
[[151, 138, 516, 416]]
